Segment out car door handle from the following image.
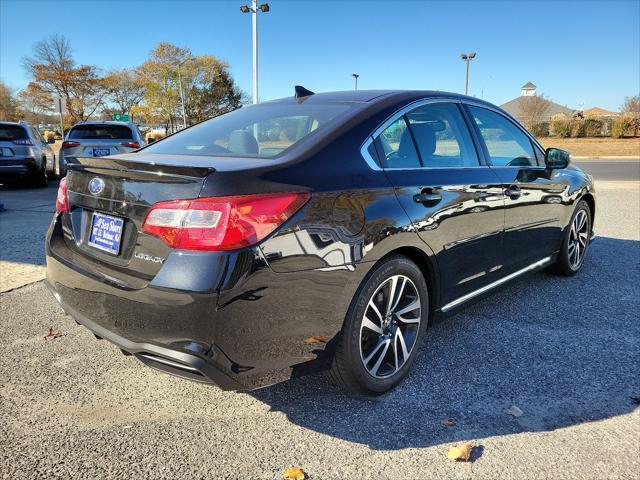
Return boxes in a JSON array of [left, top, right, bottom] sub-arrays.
[[413, 188, 442, 204], [505, 185, 522, 199]]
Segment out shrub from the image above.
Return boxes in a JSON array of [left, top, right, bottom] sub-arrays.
[[530, 122, 549, 137], [43, 130, 57, 143], [570, 118, 585, 138], [582, 118, 604, 137], [611, 115, 635, 138], [145, 129, 166, 143], [550, 115, 572, 138]]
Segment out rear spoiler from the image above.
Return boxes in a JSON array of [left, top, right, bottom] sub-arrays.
[[68, 155, 215, 179]]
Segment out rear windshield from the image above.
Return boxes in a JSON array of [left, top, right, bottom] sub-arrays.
[[143, 103, 353, 158], [0, 125, 28, 141], [69, 124, 133, 140]]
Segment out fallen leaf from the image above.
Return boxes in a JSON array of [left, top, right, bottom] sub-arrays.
[[304, 335, 328, 345], [44, 328, 62, 340], [447, 441, 474, 462], [282, 466, 306, 480], [505, 405, 523, 417], [440, 416, 455, 427]]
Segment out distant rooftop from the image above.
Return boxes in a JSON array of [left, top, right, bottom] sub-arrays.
[[521, 82, 537, 89]]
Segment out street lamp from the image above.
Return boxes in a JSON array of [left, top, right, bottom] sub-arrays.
[[240, 1, 270, 104], [460, 52, 476, 96], [352, 73, 359, 91], [176, 57, 195, 129]]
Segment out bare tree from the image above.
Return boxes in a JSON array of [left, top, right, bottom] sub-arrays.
[[23, 34, 106, 122], [519, 93, 552, 130]]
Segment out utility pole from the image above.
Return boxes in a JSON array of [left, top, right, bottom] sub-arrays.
[[241, 1, 270, 104], [352, 73, 359, 91], [460, 52, 477, 96]]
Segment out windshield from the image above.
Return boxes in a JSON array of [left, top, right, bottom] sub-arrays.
[[0, 124, 28, 141], [144, 102, 353, 158], [69, 124, 133, 140]]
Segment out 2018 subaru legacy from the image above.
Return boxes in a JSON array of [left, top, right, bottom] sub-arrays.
[[45, 88, 595, 394]]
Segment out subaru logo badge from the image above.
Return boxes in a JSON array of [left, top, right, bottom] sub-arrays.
[[88, 177, 105, 195]]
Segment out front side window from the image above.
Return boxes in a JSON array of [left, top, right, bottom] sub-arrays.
[[376, 117, 421, 168], [144, 103, 353, 158], [406, 103, 479, 167], [468, 106, 536, 167]]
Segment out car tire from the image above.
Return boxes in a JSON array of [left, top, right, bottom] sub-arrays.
[[48, 155, 58, 180], [32, 161, 49, 188], [328, 254, 429, 395], [552, 199, 592, 276]]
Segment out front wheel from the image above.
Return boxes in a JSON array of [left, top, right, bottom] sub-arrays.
[[328, 254, 429, 395], [553, 200, 592, 276]]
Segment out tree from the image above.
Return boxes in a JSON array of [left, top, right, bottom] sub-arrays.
[[621, 95, 639, 136], [0, 81, 21, 121], [103, 68, 144, 116], [18, 82, 53, 126], [519, 93, 552, 130], [23, 34, 106, 123]]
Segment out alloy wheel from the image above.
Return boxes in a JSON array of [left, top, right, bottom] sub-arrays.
[[359, 274, 421, 378], [568, 209, 589, 269]]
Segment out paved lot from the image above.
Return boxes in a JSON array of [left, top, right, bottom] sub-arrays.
[[574, 158, 640, 182], [0, 162, 639, 479]]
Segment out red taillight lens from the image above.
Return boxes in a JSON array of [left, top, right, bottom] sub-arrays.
[[121, 141, 140, 149], [13, 139, 34, 146], [55, 177, 70, 213], [61, 141, 80, 149], [142, 192, 311, 251]]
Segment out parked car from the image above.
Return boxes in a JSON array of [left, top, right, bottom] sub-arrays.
[[0, 121, 56, 187], [45, 89, 595, 395], [58, 121, 145, 177]]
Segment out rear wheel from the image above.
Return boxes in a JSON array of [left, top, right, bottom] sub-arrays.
[[32, 160, 48, 188], [553, 200, 591, 276], [328, 254, 429, 395]]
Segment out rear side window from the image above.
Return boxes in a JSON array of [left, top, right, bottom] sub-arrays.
[[0, 125, 28, 141], [144, 103, 353, 158], [406, 103, 479, 167], [468, 106, 536, 167], [69, 124, 133, 140], [375, 117, 421, 168]]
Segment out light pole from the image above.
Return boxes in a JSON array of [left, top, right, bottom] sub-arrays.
[[460, 52, 476, 96], [176, 57, 195, 129], [352, 73, 359, 91], [240, 1, 270, 104]]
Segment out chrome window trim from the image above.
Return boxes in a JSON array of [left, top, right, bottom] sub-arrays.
[[440, 255, 552, 312], [360, 136, 381, 171]]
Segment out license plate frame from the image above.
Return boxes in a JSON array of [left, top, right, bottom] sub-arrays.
[[93, 147, 111, 157], [88, 212, 124, 256]]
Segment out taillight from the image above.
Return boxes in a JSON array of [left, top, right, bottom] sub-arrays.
[[13, 139, 34, 146], [55, 177, 70, 213], [121, 141, 140, 149], [142, 192, 310, 251], [61, 141, 80, 149]]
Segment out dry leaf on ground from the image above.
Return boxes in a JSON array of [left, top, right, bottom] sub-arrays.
[[440, 416, 455, 427], [44, 328, 62, 340], [505, 405, 524, 417], [447, 441, 474, 462], [282, 466, 306, 480], [304, 335, 328, 345]]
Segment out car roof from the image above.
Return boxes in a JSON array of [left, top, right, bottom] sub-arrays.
[[71, 121, 135, 127], [0, 121, 30, 127], [266, 89, 490, 104]]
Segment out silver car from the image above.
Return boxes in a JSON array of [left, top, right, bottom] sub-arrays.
[[0, 121, 56, 188], [59, 121, 145, 176]]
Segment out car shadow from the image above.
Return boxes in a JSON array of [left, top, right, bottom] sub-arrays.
[[248, 236, 640, 450]]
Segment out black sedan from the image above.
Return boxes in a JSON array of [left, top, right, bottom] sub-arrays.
[[45, 88, 595, 395]]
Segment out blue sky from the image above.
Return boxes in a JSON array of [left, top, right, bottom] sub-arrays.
[[1, 0, 639, 110]]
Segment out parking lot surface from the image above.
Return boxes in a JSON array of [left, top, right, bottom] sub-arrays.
[[0, 163, 639, 479]]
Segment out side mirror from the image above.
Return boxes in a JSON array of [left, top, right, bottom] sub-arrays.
[[545, 148, 571, 169], [47, 137, 56, 144]]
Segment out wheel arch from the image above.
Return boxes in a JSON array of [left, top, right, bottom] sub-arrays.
[[581, 192, 595, 222]]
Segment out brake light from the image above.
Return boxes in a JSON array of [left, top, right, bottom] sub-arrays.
[[121, 141, 140, 149], [13, 139, 34, 146], [55, 177, 70, 213], [61, 141, 80, 149], [142, 192, 311, 251]]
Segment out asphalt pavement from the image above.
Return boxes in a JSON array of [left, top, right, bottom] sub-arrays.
[[0, 161, 639, 479], [574, 158, 640, 182]]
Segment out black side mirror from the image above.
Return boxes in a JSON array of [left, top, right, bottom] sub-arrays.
[[47, 137, 56, 144], [545, 148, 571, 169]]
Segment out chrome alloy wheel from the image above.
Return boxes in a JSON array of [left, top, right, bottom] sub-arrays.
[[359, 275, 422, 378], [568, 209, 589, 269]]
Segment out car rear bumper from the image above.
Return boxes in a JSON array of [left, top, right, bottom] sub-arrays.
[[0, 157, 37, 178], [45, 213, 367, 389]]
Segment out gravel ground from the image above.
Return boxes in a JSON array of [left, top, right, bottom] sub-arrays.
[[1, 182, 639, 479]]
